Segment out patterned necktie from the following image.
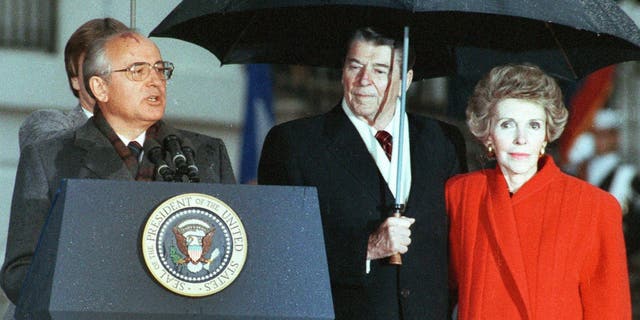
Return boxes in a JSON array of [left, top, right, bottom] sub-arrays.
[[127, 141, 143, 163], [375, 130, 392, 160]]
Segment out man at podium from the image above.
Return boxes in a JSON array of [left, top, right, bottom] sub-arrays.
[[1, 30, 235, 304]]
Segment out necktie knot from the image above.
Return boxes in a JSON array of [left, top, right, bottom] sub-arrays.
[[127, 141, 143, 161], [375, 130, 392, 160]]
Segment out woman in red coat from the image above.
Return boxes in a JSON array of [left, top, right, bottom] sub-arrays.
[[446, 64, 630, 319]]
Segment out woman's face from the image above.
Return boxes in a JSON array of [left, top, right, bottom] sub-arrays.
[[489, 98, 547, 179]]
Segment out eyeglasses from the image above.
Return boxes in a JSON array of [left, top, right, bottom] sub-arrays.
[[111, 61, 174, 81]]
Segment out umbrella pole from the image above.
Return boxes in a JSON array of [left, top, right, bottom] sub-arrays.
[[130, 0, 136, 29], [389, 26, 410, 266]]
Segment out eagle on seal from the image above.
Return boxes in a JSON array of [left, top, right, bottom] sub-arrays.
[[173, 226, 215, 266]]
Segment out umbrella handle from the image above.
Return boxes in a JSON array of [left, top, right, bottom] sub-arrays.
[[388, 204, 405, 265]]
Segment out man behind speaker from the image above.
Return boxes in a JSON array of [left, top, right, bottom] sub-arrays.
[[18, 18, 128, 151], [1, 30, 235, 304]]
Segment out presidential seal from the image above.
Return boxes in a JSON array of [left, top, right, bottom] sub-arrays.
[[141, 193, 248, 297]]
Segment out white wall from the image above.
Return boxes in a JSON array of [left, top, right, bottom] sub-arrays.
[[0, 0, 246, 270]]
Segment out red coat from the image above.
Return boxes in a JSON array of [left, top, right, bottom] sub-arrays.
[[446, 156, 630, 319]]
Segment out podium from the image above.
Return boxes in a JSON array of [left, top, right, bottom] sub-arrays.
[[16, 179, 334, 320]]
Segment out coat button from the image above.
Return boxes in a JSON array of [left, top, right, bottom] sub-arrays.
[[400, 288, 410, 298]]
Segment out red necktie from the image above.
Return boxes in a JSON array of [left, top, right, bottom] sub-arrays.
[[375, 130, 392, 160]]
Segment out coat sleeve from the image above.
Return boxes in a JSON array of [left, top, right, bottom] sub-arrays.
[[579, 195, 631, 319], [1, 144, 53, 304], [445, 176, 463, 294], [445, 181, 457, 320], [184, 131, 236, 184], [258, 125, 303, 186]]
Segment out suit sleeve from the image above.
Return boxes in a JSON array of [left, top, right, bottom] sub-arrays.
[[185, 131, 236, 184], [579, 195, 631, 319], [258, 125, 303, 186], [1, 144, 53, 304]]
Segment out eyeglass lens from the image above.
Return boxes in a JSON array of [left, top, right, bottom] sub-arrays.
[[130, 62, 174, 81]]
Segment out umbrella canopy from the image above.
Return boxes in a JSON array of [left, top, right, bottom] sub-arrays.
[[150, 0, 640, 80]]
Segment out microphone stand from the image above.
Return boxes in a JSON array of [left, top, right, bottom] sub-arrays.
[[147, 139, 174, 181], [158, 134, 200, 183]]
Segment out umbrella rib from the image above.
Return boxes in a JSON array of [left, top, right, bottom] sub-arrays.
[[222, 12, 258, 64], [545, 22, 577, 79]]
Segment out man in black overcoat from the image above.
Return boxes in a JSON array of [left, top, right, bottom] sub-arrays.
[[258, 27, 467, 319]]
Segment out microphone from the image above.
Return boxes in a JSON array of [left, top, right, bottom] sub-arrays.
[[163, 134, 187, 173], [180, 137, 199, 182], [146, 138, 174, 181]]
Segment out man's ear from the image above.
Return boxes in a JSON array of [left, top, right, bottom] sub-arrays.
[[404, 69, 414, 89], [89, 76, 109, 102], [399, 69, 414, 96], [71, 76, 80, 91]]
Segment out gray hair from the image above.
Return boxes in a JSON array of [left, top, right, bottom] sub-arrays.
[[82, 29, 137, 99]]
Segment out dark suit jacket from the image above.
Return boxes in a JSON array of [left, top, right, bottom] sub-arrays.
[[1, 119, 235, 304], [258, 105, 467, 320]]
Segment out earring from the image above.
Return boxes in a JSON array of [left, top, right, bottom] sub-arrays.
[[487, 144, 495, 158], [539, 146, 545, 157]]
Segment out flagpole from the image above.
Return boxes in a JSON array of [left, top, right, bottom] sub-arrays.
[[389, 26, 409, 266]]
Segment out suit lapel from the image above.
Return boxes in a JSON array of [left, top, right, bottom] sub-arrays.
[[74, 121, 134, 180], [323, 106, 391, 203], [485, 170, 532, 319]]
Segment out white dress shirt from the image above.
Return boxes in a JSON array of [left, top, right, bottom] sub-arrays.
[[118, 131, 146, 162]]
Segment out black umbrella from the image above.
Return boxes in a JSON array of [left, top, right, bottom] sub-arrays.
[[150, 0, 640, 264], [150, 0, 640, 80]]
